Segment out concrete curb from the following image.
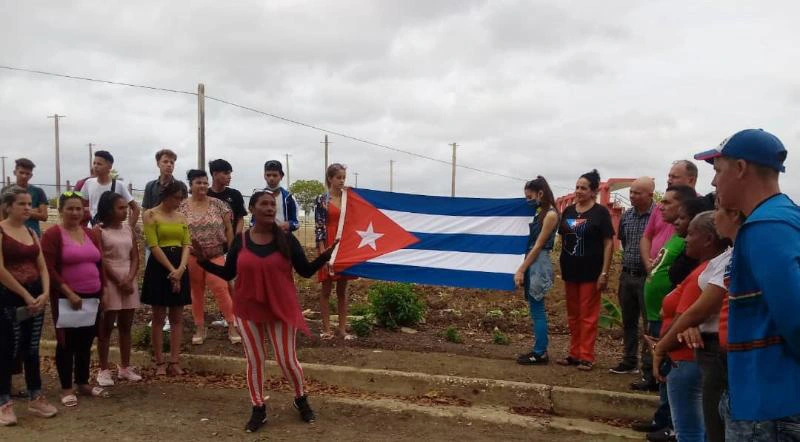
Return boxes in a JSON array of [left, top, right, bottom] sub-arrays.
[[40, 340, 657, 421]]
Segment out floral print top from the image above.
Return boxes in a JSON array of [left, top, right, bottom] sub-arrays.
[[179, 198, 231, 258]]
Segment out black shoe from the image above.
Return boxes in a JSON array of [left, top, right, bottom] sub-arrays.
[[556, 356, 580, 366], [609, 362, 640, 375], [631, 420, 663, 433], [294, 395, 315, 423], [245, 405, 267, 433], [630, 377, 659, 392], [646, 427, 675, 442], [516, 351, 549, 365]]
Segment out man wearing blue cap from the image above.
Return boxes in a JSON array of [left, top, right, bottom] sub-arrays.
[[695, 128, 800, 440]]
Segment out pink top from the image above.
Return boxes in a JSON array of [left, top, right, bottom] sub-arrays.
[[643, 205, 675, 260], [180, 198, 231, 258], [60, 226, 102, 294]]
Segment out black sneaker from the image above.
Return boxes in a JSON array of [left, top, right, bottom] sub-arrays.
[[555, 356, 580, 366], [293, 395, 315, 423], [630, 377, 659, 392], [631, 420, 663, 433], [609, 362, 640, 374], [516, 351, 549, 365], [245, 405, 267, 433], [646, 427, 676, 442]]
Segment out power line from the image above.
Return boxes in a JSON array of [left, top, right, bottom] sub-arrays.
[[1, 64, 530, 182]]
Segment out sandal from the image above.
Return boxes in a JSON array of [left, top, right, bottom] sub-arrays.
[[191, 328, 206, 345], [556, 356, 580, 366], [167, 362, 184, 376], [155, 362, 167, 376], [61, 394, 78, 408], [78, 386, 109, 398], [229, 329, 242, 344], [576, 360, 594, 371]]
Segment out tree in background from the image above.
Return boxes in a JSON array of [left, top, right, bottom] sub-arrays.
[[289, 179, 326, 218]]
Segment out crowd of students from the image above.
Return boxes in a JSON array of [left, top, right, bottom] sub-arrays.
[[0, 127, 798, 440], [514, 128, 799, 442]]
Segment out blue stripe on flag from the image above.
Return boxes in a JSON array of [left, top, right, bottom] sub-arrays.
[[341, 262, 515, 290], [405, 232, 527, 254], [355, 188, 532, 217]]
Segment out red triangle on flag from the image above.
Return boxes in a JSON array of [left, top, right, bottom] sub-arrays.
[[332, 189, 419, 273]]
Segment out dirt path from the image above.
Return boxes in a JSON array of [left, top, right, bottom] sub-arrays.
[[6, 380, 604, 441]]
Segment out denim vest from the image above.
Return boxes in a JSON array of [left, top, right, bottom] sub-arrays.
[[527, 208, 557, 251]]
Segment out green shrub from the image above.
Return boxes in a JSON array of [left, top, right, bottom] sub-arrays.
[[492, 328, 510, 345], [350, 316, 373, 338], [132, 325, 150, 350], [368, 282, 425, 329], [444, 325, 462, 344], [486, 309, 504, 319], [349, 303, 372, 317], [599, 297, 623, 329]]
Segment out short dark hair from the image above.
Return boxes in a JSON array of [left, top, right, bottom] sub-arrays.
[[665, 184, 696, 203], [155, 149, 177, 161], [94, 150, 114, 165], [680, 197, 713, 221], [580, 169, 601, 191], [14, 158, 35, 170], [264, 160, 284, 176], [186, 169, 207, 184], [209, 159, 232, 174]]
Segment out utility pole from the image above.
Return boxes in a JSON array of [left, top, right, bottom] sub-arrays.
[[48, 114, 65, 194], [197, 83, 206, 169], [1, 156, 6, 186], [285, 153, 291, 187], [450, 142, 458, 197], [389, 160, 394, 192], [353, 172, 359, 188], [88, 143, 94, 175], [321, 135, 331, 178]]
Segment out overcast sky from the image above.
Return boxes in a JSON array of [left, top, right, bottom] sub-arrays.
[[1, 0, 799, 202]]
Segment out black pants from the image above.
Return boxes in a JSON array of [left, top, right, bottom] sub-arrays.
[[0, 307, 44, 398], [55, 325, 97, 390], [696, 333, 726, 442], [617, 271, 647, 367]]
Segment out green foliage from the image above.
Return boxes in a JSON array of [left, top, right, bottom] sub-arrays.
[[599, 297, 623, 329], [48, 197, 58, 208], [368, 282, 425, 330], [492, 328, 510, 345], [289, 179, 326, 215], [486, 309, 504, 319], [444, 325, 463, 344], [132, 324, 169, 353], [350, 316, 373, 338], [349, 303, 372, 317], [509, 309, 528, 320]]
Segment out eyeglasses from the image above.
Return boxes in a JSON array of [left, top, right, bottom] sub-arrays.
[[61, 190, 84, 198]]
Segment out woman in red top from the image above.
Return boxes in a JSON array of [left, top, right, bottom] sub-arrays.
[[314, 163, 357, 340], [198, 191, 336, 434], [0, 187, 57, 426], [41, 191, 107, 407]]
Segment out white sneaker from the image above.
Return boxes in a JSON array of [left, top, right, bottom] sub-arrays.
[[163, 321, 171, 332], [97, 369, 115, 387], [0, 401, 17, 426], [210, 319, 228, 328], [117, 367, 142, 382]]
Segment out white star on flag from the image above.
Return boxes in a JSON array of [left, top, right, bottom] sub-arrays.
[[356, 222, 384, 251]]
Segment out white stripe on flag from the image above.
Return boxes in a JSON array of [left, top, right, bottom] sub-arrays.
[[367, 249, 524, 274], [379, 210, 530, 236]]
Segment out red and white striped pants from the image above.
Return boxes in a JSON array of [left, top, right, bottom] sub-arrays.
[[235, 317, 305, 406]]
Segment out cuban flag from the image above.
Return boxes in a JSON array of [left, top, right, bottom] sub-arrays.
[[329, 188, 534, 290]]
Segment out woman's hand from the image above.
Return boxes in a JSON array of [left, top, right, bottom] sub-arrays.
[[68, 295, 83, 311], [652, 349, 666, 383], [168, 265, 185, 282], [677, 327, 704, 349], [320, 239, 340, 261], [514, 270, 525, 288], [170, 279, 181, 294], [597, 273, 609, 291]]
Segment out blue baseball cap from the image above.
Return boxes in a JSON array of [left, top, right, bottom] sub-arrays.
[[694, 129, 787, 172]]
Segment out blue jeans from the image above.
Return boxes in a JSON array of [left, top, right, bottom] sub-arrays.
[[720, 390, 800, 441], [524, 253, 552, 355], [667, 360, 705, 442], [647, 320, 673, 429]]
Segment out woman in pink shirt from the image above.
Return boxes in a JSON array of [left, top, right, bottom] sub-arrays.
[[42, 191, 107, 407]]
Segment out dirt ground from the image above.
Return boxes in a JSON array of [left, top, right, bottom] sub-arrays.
[[5, 365, 602, 442]]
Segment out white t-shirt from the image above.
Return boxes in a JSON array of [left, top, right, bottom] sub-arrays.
[[697, 247, 732, 333], [83, 177, 134, 217], [273, 191, 286, 225]]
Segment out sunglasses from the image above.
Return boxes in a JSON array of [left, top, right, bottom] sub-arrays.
[[61, 190, 84, 198]]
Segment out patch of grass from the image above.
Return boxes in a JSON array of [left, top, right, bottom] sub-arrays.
[[492, 328, 510, 345], [350, 316, 373, 338], [444, 325, 463, 344]]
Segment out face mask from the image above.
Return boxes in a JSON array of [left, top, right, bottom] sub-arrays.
[[265, 185, 281, 193], [527, 199, 540, 210]]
